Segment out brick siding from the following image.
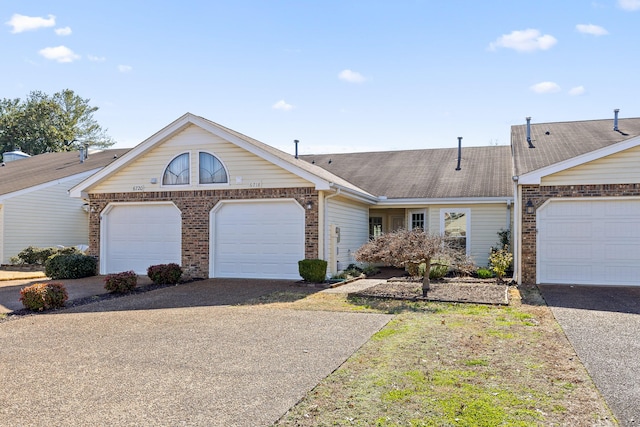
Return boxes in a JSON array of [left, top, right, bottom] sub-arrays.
[[88, 188, 319, 279], [520, 183, 640, 285]]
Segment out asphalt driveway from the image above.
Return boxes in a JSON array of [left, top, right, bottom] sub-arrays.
[[0, 279, 392, 426], [539, 284, 640, 427]]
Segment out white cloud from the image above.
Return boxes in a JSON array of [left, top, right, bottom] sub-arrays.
[[576, 24, 608, 36], [618, 0, 640, 10], [569, 86, 586, 96], [55, 26, 72, 36], [338, 69, 366, 83], [88, 55, 106, 62], [118, 64, 132, 73], [272, 100, 294, 111], [489, 29, 557, 52], [530, 81, 561, 94], [6, 13, 55, 33], [38, 45, 80, 63]]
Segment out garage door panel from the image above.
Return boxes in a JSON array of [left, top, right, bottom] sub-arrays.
[[606, 265, 640, 282], [103, 204, 181, 275], [211, 200, 304, 280], [545, 263, 592, 283], [603, 243, 640, 261], [538, 199, 640, 285], [546, 221, 592, 238], [543, 241, 595, 260]]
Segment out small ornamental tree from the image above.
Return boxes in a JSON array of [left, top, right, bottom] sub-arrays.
[[354, 228, 451, 295], [489, 248, 513, 284]]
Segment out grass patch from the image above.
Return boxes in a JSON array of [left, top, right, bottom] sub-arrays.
[[464, 358, 489, 367], [273, 289, 615, 426]]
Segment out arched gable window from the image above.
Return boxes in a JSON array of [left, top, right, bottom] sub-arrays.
[[163, 153, 190, 185], [199, 152, 228, 184]]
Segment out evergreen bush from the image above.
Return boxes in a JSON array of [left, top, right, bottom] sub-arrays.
[[476, 268, 494, 279], [10, 246, 81, 265], [45, 253, 97, 279], [298, 259, 328, 283]]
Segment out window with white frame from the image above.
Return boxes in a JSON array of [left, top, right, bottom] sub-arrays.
[[408, 209, 426, 231], [199, 152, 228, 184], [440, 208, 470, 254], [369, 216, 383, 239], [163, 153, 190, 185]]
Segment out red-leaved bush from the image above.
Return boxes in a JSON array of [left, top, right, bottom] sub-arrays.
[[147, 263, 182, 285], [19, 282, 68, 311], [104, 271, 137, 293]]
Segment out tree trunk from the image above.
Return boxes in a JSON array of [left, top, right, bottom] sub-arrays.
[[422, 259, 431, 296]]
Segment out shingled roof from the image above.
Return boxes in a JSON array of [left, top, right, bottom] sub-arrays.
[[0, 149, 129, 196], [301, 146, 513, 199], [512, 116, 640, 177]]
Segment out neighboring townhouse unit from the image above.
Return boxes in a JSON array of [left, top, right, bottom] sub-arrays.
[[0, 149, 129, 264], [512, 112, 640, 286]]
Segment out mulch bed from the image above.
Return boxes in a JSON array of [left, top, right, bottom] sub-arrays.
[[0, 280, 190, 323], [351, 276, 510, 305]]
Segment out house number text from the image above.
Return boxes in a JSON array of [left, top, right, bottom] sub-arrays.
[[249, 181, 262, 188], [133, 185, 145, 191]]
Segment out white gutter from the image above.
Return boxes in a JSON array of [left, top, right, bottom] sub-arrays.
[[328, 183, 377, 204], [375, 196, 513, 206]]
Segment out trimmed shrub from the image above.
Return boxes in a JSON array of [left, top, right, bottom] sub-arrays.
[[19, 282, 68, 311], [298, 259, 328, 283], [45, 253, 97, 280], [10, 246, 83, 265], [104, 271, 138, 293], [429, 263, 449, 280], [147, 263, 182, 285], [476, 268, 494, 279], [418, 262, 449, 280]]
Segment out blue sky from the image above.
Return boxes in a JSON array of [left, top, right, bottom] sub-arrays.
[[2, 1, 639, 154]]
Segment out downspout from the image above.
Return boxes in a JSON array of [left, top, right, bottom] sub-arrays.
[[323, 187, 341, 262], [512, 178, 521, 285]]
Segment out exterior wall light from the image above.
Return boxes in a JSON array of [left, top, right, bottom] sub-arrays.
[[525, 200, 535, 215], [306, 200, 314, 210]]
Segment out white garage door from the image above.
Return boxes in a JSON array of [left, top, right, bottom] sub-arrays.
[[210, 200, 304, 279], [537, 198, 640, 285], [102, 203, 181, 274]]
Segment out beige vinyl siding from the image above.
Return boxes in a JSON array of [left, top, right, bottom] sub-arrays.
[[326, 196, 370, 275], [1, 176, 89, 264], [91, 124, 313, 193], [428, 204, 511, 267], [542, 145, 640, 186]]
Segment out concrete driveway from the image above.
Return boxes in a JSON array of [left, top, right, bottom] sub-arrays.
[[0, 279, 391, 426], [539, 284, 640, 427]]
